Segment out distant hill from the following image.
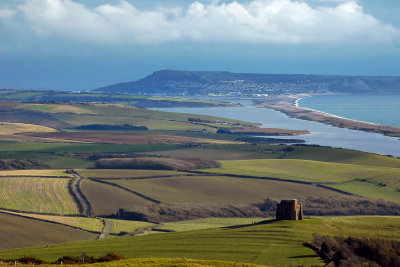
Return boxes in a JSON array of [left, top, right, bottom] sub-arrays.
[[94, 70, 400, 96]]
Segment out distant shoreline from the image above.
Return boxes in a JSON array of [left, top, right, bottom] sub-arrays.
[[257, 94, 400, 138], [295, 95, 381, 126]]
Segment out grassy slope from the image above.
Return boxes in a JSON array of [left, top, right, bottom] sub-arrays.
[[81, 180, 154, 216], [77, 169, 186, 179], [0, 211, 103, 232], [0, 212, 96, 250], [0, 177, 79, 214], [2, 216, 400, 266], [156, 218, 266, 232], [150, 144, 400, 168], [204, 159, 400, 202], [205, 159, 400, 183], [0, 169, 70, 177], [106, 219, 155, 234], [109, 176, 340, 204], [0, 122, 57, 135], [38, 258, 267, 267]]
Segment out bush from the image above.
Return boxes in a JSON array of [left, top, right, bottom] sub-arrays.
[[97, 252, 125, 262]]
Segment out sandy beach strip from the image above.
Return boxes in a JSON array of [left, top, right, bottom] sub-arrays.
[[257, 95, 400, 138]]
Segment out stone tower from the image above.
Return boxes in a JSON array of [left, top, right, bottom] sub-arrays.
[[276, 199, 303, 220]]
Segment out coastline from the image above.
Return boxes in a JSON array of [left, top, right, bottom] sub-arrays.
[[256, 95, 400, 138]]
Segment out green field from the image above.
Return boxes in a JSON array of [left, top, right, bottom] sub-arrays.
[[0, 177, 79, 214], [205, 159, 400, 184], [0, 169, 70, 177], [203, 159, 400, 202], [107, 175, 340, 204], [156, 217, 266, 232], [107, 219, 155, 235], [77, 169, 186, 179], [0, 211, 103, 232], [37, 258, 266, 267], [2, 216, 399, 266], [0, 212, 96, 250], [81, 180, 154, 216]]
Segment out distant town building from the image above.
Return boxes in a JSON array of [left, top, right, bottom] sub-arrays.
[[276, 199, 303, 220]]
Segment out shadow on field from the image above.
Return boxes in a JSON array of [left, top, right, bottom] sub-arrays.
[[288, 254, 319, 259], [221, 219, 276, 229]]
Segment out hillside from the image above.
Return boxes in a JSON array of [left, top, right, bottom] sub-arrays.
[[95, 70, 400, 96]]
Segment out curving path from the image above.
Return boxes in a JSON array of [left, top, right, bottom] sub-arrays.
[[68, 170, 92, 217]]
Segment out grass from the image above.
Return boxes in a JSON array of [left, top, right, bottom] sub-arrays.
[[0, 169, 70, 177], [17, 103, 97, 114], [77, 169, 185, 179], [0, 141, 183, 153], [107, 175, 340, 204], [156, 218, 266, 232], [3, 216, 400, 266], [330, 181, 400, 203], [0, 177, 79, 215], [286, 145, 400, 168], [81, 180, 154, 216], [0, 212, 96, 250], [205, 159, 400, 184], [35, 258, 267, 267], [106, 219, 155, 235], [0, 211, 103, 232], [0, 122, 57, 135]]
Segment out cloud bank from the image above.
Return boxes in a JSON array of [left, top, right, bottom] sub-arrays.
[[6, 0, 400, 44]]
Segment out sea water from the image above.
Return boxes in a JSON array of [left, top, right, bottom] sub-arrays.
[[298, 94, 400, 127], [153, 99, 400, 157]]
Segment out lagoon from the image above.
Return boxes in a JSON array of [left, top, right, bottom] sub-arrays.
[[154, 99, 400, 157]]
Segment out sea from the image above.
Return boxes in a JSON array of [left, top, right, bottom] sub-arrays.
[[153, 97, 400, 157], [298, 94, 400, 127]]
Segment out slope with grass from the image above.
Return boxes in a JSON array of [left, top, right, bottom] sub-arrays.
[[0, 169, 70, 177], [77, 169, 186, 179], [0, 177, 79, 214], [81, 180, 155, 216], [0, 211, 103, 233], [204, 159, 400, 184], [203, 159, 400, 202], [0, 122, 57, 135], [155, 217, 266, 232], [2, 216, 400, 266], [106, 219, 155, 235], [106, 175, 341, 204], [0, 212, 96, 250]]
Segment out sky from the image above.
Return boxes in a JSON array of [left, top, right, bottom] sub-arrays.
[[0, 0, 399, 91]]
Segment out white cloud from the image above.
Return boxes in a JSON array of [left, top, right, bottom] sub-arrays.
[[11, 0, 400, 44], [0, 6, 16, 19]]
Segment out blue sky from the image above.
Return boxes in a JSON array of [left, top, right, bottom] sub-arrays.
[[0, 0, 399, 91]]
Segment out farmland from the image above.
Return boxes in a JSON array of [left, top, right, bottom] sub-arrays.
[[0, 177, 79, 214], [1, 99, 400, 266], [202, 159, 400, 202], [1, 216, 400, 266], [107, 175, 341, 204], [81, 179, 154, 216], [0, 212, 96, 250], [0, 122, 57, 135], [0, 211, 103, 233]]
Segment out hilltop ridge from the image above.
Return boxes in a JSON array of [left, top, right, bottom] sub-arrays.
[[95, 70, 400, 96]]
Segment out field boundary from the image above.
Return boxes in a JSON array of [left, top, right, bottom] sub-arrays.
[[67, 170, 92, 217], [0, 175, 71, 178], [88, 178, 162, 204], [0, 209, 102, 235]]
